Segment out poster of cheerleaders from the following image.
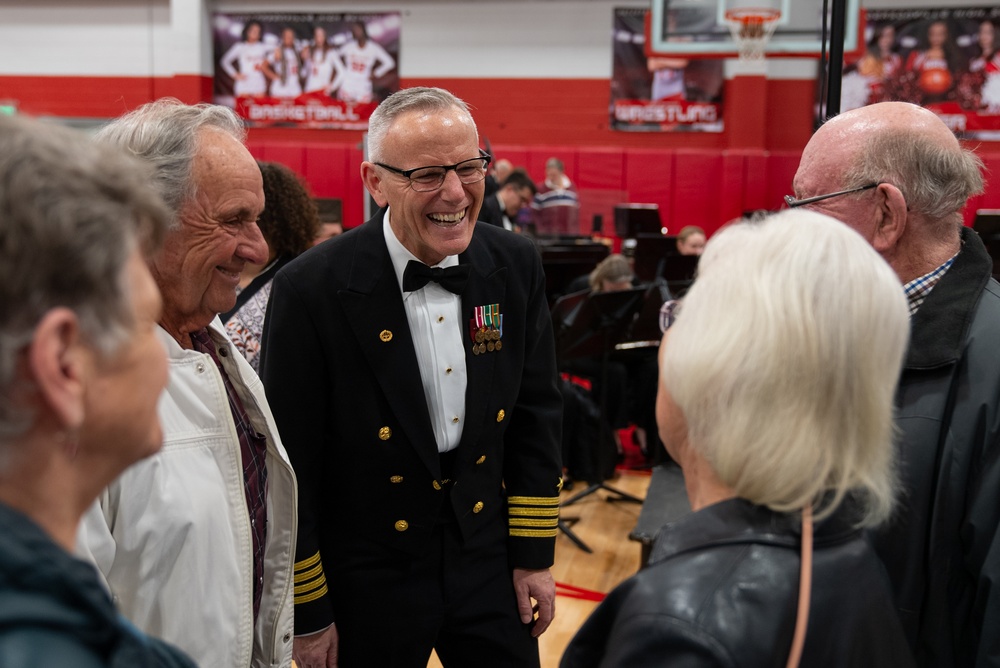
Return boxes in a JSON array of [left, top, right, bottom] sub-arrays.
[[839, 6, 1000, 139], [212, 12, 400, 129]]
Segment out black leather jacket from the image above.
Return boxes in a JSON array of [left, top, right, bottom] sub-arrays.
[[561, 498, 914, 667]]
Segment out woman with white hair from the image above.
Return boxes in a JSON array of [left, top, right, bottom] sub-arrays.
[[0, 116, 195, 666], [561, 210, 915, 667]]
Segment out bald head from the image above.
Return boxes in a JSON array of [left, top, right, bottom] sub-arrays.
[[792, 102, 984, 281]]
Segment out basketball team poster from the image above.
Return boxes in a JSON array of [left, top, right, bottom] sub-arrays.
[[840, 6, 1000, 139], [611, 7, 725, 133], [212, 12, 400, 129]]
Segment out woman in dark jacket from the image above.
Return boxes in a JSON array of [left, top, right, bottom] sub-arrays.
[[561, 210, 915, 667]]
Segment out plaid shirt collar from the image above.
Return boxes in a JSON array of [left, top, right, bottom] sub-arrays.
[[904, 252, 958, 316]]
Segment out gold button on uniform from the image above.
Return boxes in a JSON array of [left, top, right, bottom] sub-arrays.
[[437, 315, 445, 323], [451, 416, 460, 424], [473, 501, 484, 514], [378, 426, 392, 441], [432, 480, 442, 490], [476, 455, 486, 465], [379, 330, 393, 342], [395, 520, 409, 532], [390, 475, 403, 483], [496, 409, 505, 422]]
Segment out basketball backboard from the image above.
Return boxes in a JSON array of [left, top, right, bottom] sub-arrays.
[[647, 0, 862, 58]]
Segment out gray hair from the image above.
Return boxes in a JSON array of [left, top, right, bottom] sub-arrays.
[[95, 98, 246, 223], [843, 128, 984, 227], [0, 114, 171, 444], [366, 87, 475, 163], [661, 210, 909, 526]]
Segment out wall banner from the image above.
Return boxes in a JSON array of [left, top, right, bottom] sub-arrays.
[[840, 6, 1000, 139], [212, 12, 400, 129], [611, 7, 724, 133]]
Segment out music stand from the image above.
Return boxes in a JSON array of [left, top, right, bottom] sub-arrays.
[[553, 287, 647, 552]]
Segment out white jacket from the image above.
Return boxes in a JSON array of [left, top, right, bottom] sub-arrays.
[[78, 318, 297, 668]]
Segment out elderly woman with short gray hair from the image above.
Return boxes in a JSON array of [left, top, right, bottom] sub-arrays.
[[562, 210, 915, 667], [0, 115, 195, 667]]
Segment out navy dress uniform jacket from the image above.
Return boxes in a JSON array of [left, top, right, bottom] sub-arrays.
[[259, 214, 563, 633]]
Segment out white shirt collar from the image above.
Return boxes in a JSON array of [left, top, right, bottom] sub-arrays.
[[382, 207, 460, 294]]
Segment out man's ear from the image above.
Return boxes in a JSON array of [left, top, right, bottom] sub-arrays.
[[871, 183, 908, 254], [28, 308, 87, 432], [361, 162, 390, 208]]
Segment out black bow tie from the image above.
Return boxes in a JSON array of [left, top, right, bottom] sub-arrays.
[[402, 260, 470, 294]]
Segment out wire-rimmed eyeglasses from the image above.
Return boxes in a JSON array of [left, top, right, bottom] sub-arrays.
[[659, 299, 681, 334], [375, 153, 493, 193], [783, 182, 879, 208]]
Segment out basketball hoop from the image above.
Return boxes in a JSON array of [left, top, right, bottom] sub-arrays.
[[724, 8, 781, 61]]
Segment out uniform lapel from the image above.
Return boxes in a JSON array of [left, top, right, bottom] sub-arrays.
[[339, 219, 442, 478], [457, 234, 507, 456]]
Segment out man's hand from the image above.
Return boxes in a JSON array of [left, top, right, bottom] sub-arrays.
[[293, 623, 338, 668], [512, 567, 556, 638]]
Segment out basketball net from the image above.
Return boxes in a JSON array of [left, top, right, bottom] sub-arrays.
[[725, 8, 781, 61]]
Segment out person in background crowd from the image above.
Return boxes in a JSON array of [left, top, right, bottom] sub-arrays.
[[223, 160, 319, 372], [220, 19, 269, 98], [493, 158, 514, 185], [675, 225, 706, 256], [478, 169, 537, 232], [0, 114, 195, 668], [562, 210, 914, 667], [261, 86, 563, 668], [791, 100, 998, 667], [77, 99, 297, 668], [533, 157, 579, 236]]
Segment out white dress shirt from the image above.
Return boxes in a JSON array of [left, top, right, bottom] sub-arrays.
[[383, 209, 468, 452]]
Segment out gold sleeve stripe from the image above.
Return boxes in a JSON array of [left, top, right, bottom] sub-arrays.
[[509, 507, 560, 517], [294, 574, 327, 595], [295, 583, 329, 605], [294, 551, 322, 570], [509, 528, 559, 538], [509, 517, 559, 528], [294, 562, 324, 583], [508, 496, 560, 506]]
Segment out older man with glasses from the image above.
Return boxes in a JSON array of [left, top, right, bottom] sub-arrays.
[[260, 87, 563, 668], [791, 100, 1000, 668]]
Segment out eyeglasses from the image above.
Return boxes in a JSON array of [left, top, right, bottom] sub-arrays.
[[659, 299, 681, 333], [783, 182, 879, 208], [375, 153, 493, 193]]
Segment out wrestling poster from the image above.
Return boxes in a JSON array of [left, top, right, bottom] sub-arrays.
[[839, 6, 1000, 139], [611, 7, 725, 133], [212, 12, 400, 129]]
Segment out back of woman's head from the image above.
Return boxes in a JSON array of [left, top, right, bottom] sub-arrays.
[[661, 210, 909, 525], [256, 161, 320, 258]]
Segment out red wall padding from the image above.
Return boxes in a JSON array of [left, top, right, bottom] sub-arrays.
[[3, 73, 998, 230]]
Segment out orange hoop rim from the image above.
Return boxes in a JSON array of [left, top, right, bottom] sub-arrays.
[[724, 7, 782, 25]]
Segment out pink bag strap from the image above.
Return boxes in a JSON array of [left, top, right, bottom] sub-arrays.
[[785, 505, 814, 668]]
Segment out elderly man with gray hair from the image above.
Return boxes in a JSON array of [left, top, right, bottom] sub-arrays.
[[790, 101, 998, 667], [77, 99, 297, 668]]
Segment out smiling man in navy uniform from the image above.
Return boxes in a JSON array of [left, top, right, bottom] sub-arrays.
[[260, 87, 563, 668]]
